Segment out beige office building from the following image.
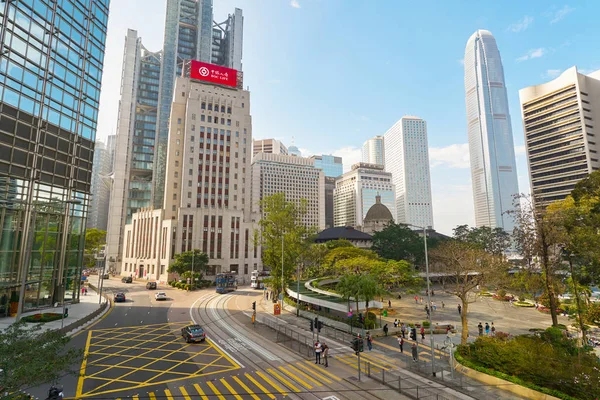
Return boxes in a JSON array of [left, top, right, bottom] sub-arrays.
[[251, 153, 325, 230], [519, 67, 600, 207], [253, 138, 288, 156], [122, 73, 261, 281]]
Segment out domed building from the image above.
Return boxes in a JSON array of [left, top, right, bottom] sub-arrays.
[[363, 194, 394, 234]]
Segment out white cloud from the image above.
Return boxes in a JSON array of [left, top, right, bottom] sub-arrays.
[[507, 16, 534, 32], [332, 146, 362, 172], [543, 69, 562, 79], [548, 5, 575, 24], [290, 0, 301, 8], [429, 143, 470, 169], [516, 48, 546, 62]]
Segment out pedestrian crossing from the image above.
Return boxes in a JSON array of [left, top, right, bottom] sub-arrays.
[[110, 359, 343, 400]]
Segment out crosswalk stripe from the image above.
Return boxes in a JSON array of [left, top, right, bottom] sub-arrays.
[[360, 353, 393, 369], [149, 393, 157, 400], [246, 373, 277, 400], [288, 364, 331, 385], [179, 386, 192, 400], [299, 360, 342, 381], [220, 378, 244, 400], [206, 381, 226, 400], [164, 389, 174, 400], [132, 395, 139, 400], [232, 375, 261, 400], [193, 383, 209, 400], [278, 365, 313, 389], [267, 368, 301, 392], [256, 371, 288, 396], [336, 354, 375, 373]]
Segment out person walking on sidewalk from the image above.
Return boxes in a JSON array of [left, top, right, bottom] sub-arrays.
[[491, 322, 496, 336], [478, 322, 483, 336], [397, 336, 404, 353], [401, 323, 406, 338], [485, 322, 490, 336], [383, 324, 389, 336], [366, 332, 373, 351], [314, 341, 322, 364], [457, 304, 462, 315], [394, 319, 399, 328], [322, 342, 329, 367], [420, 326, 425, 341], [411, 342, 418, 362]]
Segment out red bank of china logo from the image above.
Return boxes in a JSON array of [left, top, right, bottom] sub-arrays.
[[190, 60, 237, 88]]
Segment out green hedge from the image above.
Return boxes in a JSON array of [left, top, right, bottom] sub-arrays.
[[514, 301, 534, 307], [22, 313, 63, 323], [454, 352, 579, 400]]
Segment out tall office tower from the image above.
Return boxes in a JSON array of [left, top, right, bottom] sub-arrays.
[[384, 116, 434, 229], [153, 0, 244, 209], [310, 155, 343, 178], [253, 138, 288, 156], [519, 67, 600, 208], [251, 153, 326, 229], [106, 30, 160, 274], [464, 30, 519, 232], [333, 163, 395, 228], [362, 136, 385, 166], [88, 141, 111, 231], [0, 0, 110, 314], [106, 134, 116, 171], [324, 176, 336, 228]]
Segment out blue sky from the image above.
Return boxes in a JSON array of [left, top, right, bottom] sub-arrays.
[[96, 0, 599, 235]]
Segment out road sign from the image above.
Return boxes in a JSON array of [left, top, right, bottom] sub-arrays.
[[274, 303, 281, 316]]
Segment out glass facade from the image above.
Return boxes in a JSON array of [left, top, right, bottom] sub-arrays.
[[312, 154, 343, 178], [0, 0, 110, 316]]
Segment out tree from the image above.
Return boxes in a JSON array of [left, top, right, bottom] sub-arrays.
[[0, 322, 83, 396], [83, 228, 106, 269], [452, 225, 511, 256], [168, 249, 209, 276], [509, 195, 564, 327], [336, 273, 385, 326], [322, 246, 378, 276], [430, 239, 509, 344], [299, 243, 330, 279], [371, 223, 424, 264], [323, 239, 353, 250], [255, 193, 316, 298]]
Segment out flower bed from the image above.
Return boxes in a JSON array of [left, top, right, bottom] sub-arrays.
[[537, 305, 565, 314], [492, 295, 514, 301], [21, 313, 63, 323]]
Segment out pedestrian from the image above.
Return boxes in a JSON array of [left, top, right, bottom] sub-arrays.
[[431, 289, 435, 296], [442, 301, 445, 309], [425, 289, 429, 296], [420, 297, 423, 304], [383, 324, 389, 336], [380, 297, 384, 303], [314, 341, 322, 364], [491, 322, 496, 337], [401, 323, 406, 338], [420, 326, 425, 341], [398, 336, 404, 353], [322, 342, 329, 367], [414, 295, 418, 304], [457, 304, 462, 315], [398, 294, 402, 300], [425, 305, 429, 313], [366, 332, 373, 351], [446, 325, 451, 334], [394, 319, 398, 328], [411, 342, 418, 362], [388, 300, 391, 308], [410, 327, 417, 341], [478, 322, 483, 336], [485, 322, 490, 336], [432, 301, 437, 312]]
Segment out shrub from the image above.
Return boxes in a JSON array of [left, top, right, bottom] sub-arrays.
[[422, 320, 431, 328], [22, 313, 63, 323], [496, 289, 507, 298], [514, 301, 534, 307]]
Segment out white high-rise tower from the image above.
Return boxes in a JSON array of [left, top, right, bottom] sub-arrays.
[[384, 116, 434, 229], [464, 30, 519, 232]]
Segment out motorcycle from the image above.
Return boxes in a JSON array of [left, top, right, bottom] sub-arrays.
[[45, 385, 63, 400]]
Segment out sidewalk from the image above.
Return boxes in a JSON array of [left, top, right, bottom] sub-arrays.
[[0, 286, 110, 336]]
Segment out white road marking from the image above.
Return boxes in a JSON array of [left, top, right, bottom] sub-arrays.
[[190, 294, 245, 368]]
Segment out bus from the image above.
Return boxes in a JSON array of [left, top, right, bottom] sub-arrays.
[[215, 273, 237, 294], [250, 270, 270, 289]]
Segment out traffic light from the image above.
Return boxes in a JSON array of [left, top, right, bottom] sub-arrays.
[[252, 301, 256, 311], [310, 320, 314, 332], [317, 320, 323, 332], [351, 337, 364, 353]]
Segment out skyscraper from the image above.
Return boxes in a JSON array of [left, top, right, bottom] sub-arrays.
[[310, 154, 343, 177], [88, 141, 111, 231], [519, 67, 600, 207], [253, 138, 287, 156], [362, 136, 385, 166], [153, 0, 243, 209], [384, 117, 434, 229], [464, 30, 519, 232], [0, 0, 110, 314], [106, 30, 160, 273]]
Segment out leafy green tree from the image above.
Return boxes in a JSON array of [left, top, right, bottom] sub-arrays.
[[168, 249, 209, 275], [0, 322, 83, 397], [431, 239, 510, 344], [323, 239, 354, 250], [83, 228, 106, 269], [371, 222, 424, 264], [584, 303, 600, 325], [322, 246, 377, 275], [336, 273, 385, 322], [299, 243, 330, 279], [453, 224, 511, 255], [255, 193, 316, 298]]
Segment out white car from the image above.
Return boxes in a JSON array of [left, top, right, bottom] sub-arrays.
[[155, 292, 168, 301]]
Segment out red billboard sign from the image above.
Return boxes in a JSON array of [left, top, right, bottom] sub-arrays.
[[190, 60, 237, 88]]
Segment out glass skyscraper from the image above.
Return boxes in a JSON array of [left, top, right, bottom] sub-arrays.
[[311, 154, 343, 177], [0, 0, 110, 316], [464, 30, 519, 232], [362, 136, 385, 166]]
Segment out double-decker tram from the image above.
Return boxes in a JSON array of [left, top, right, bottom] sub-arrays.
[[215, 273, 237, 294], [250, 270, 270, 289]]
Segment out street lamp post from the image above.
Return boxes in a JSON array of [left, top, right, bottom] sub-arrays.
[[280, 232, 284, 313], [407, 223, 436, 377]]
